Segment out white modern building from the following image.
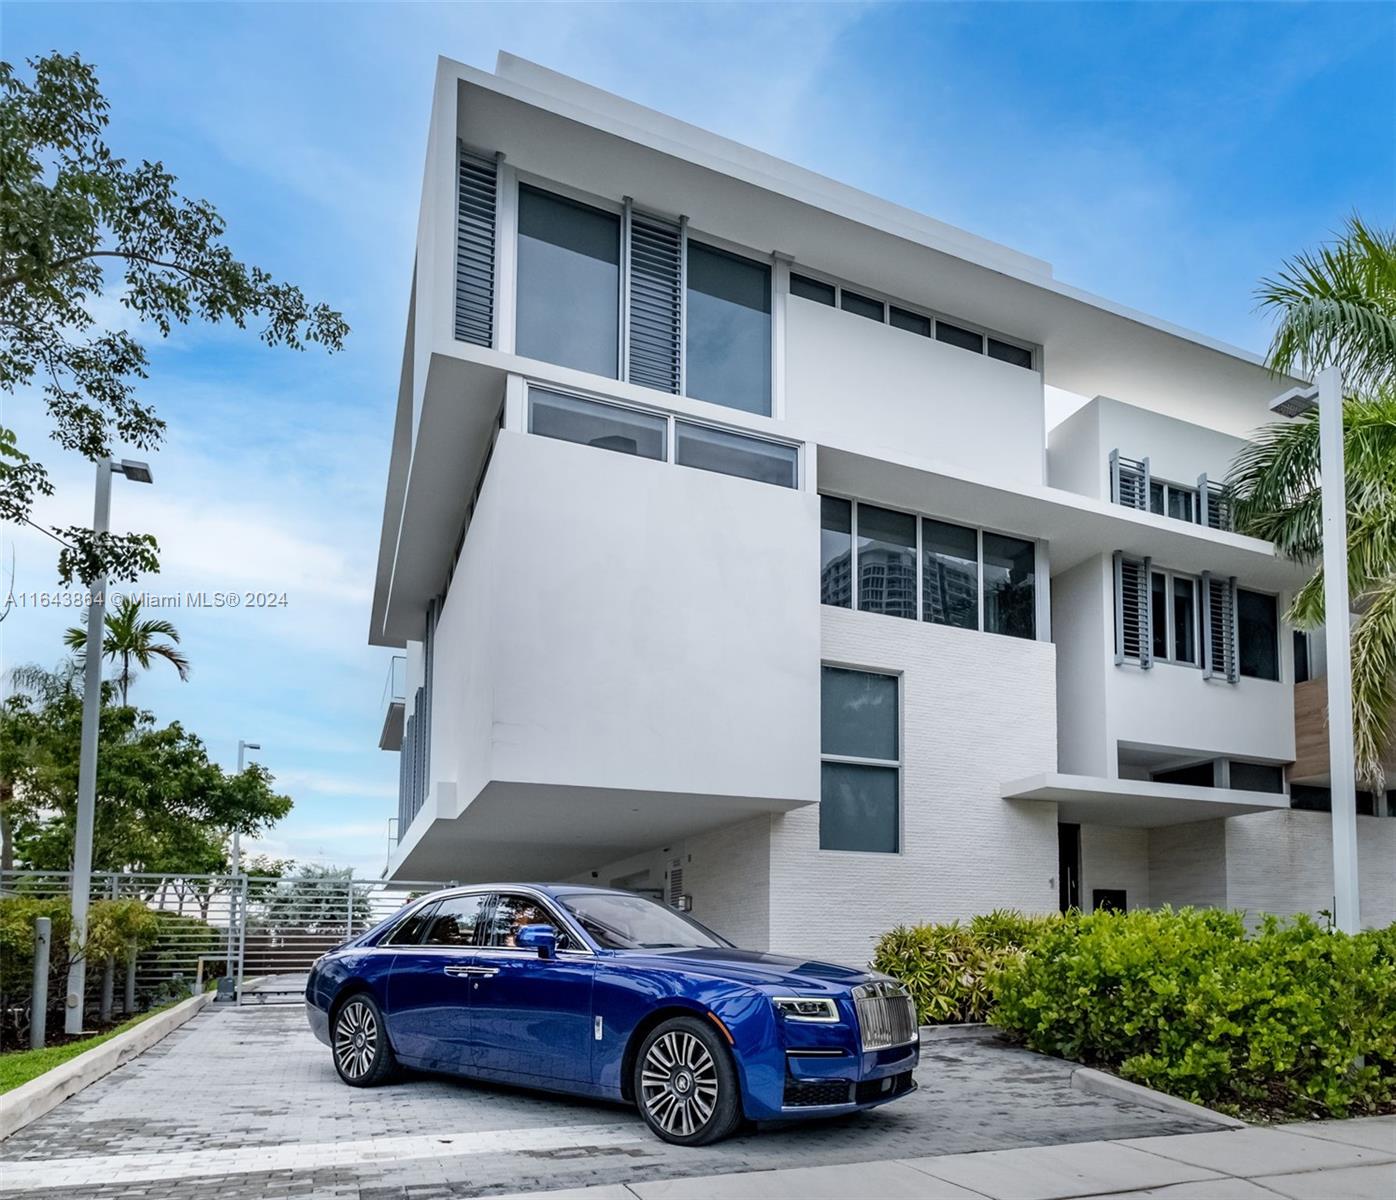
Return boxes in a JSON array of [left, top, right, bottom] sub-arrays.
[[371, 53, 1395, 965]]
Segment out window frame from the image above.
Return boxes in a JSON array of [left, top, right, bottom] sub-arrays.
[[1148, 477, 1201, 525], [818, 662, 903, 856], [513, 180, 625, 380], [821, 494, 1041, 642], [784, 266, 1038, 370], [1237, 586, 1281, 681], [1143, 566, 1202, 668], [525, 383, 802, 488]]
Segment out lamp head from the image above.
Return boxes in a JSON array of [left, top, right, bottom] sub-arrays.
[[1269, 385, 1319, 419]]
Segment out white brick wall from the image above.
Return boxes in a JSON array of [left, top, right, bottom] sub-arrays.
[[1148, 820, 1229, 910], [1224, 809, 1396, 929], [684, 817, 772, 948], [1080, 826, 1150, 910], [764, 607, 1060, 967]]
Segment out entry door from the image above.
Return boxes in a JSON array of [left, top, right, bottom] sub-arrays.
[[1058, 823, 1081, 912], [468, 892, 595, 1084], [385, 892, 489, 1072]]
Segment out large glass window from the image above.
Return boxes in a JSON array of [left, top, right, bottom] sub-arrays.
[[820, 667, 899, 853], [516, 185, 620, 377], [983, 533, 1036, 640], [1147, 570, 1199, 666], [1149, 479, 1199, 524], [685, 242, 771, 415], [1173, 576, 1198, 665], [821, 496, 853, 609], [922, 519, 978, 630], [1238, 589, 1279, 680], [856, 505, 917, 620], [674, 422, 797, 488], [529, 389, 665, 459]]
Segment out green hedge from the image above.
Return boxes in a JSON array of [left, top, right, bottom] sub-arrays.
[[872, 909, 1058, 1024], [991, 908, 1396, 1118]]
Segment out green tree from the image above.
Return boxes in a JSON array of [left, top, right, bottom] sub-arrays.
[[1230, 217, 1396, 788], [63, 594, 190, 703], [0, 52, 347, 587], [0, 660, 80, 872], [9, 689, 292, 874]]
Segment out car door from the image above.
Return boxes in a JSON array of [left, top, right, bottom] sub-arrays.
[[384, 892, 488, 1072], [469, 892, 596, 1084]]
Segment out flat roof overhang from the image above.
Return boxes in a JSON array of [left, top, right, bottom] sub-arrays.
[[387, 781, 812, 882], [1003, 772, 1291, 828], [450, 54, 1306, 427]]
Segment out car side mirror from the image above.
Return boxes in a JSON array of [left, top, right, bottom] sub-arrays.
[[516, 924, 559, 959]]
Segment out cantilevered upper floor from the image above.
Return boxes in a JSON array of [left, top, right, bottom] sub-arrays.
[[370, 52, 1306, 649]]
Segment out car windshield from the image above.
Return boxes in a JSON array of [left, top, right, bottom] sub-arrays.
[[555, 891, 731, 951]]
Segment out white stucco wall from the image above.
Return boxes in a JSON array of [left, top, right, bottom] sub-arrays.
[[427, 429, 822, 817], [1052, 556, 1113, 776], [763, 605, 1060, 968], [1111, 664, 1295, 767], [785, 296, 1046, 489], [1048, 395, 1257, 501]]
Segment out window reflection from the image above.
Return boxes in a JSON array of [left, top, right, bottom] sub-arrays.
[[856, 505, 916, 620], [685, 242, 770, 415]]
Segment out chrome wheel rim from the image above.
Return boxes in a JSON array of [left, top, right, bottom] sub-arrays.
[[640, 1030, 719, 1137], [334, 1001, 378, 1080]]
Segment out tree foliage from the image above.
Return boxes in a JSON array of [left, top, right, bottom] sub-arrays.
[[1232, 218, 1396, 789], [63, 594, 189, 704], [2, 684, 292, 874], [0, 52, 347, 585]]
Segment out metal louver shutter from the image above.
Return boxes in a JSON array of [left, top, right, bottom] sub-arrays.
[[626, 209, 684, 393], [1198, 475, 1232, 531], [1110, 450, 1150, 510], [1202, 572, 1239, 682], [455, 146, 498, 347], [1113, 551, 1153, 667], [668, 859, 684, 908]]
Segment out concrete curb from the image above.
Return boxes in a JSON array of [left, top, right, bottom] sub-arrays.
[[1070, 1065, 1247, 1129], [920, 1023, 997, 1042], [0, 990, 213, 1141]]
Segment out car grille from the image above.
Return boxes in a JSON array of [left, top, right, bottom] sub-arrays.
[[783, 1077, 853, 1107], [854, 1070, 914, 1104], [853, 980, 917, 1050]]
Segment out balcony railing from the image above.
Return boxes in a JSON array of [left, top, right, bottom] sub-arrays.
[[1109, 449, 1233, 531], [378, 655, 406, 751]]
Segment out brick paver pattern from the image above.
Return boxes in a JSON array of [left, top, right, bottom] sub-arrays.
[[0, 1004, 1218, 1198]]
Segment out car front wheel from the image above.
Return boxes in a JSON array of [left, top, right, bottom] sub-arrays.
[[332, 992, 396, 1087], [634, 1015, 742, 1145]]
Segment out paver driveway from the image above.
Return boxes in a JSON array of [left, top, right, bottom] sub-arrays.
[[0, 1003, 1222, 1199]]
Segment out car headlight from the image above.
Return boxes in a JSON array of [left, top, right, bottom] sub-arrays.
[[772, 996, 840, 1022]]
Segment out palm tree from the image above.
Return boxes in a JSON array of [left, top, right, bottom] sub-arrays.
[[1228, 216, 1396, 790], [64, 595, 190, 704]]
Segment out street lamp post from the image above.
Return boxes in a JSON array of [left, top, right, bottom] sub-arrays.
[[66, 458, 153, 1035], [225, 740, 261, 978], [1270, 365, 1361, 932]]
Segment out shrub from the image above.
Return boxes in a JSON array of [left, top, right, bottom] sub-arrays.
[[0, 896, 160, 1047], [991, 907, 1396, 1119], [873, 909, 1058, 1024]]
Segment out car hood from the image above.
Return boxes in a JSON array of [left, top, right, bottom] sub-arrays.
[[609, 946, 877, 992]]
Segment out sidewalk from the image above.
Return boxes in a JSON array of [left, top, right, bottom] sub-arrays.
[[496, 1117, 1396, 1200]]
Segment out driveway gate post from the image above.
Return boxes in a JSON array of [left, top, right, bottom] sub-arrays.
[[124, 946, 137, 1014], [31, 917, 51, 1050]]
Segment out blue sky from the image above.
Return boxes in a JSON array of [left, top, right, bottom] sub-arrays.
[[2, 2, 1392, 875]]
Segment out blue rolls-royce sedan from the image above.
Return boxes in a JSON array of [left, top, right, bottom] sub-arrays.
[[305, 884, 918, 1144]]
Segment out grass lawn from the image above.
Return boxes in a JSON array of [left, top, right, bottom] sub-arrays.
[[0, 998, 187, 1095]]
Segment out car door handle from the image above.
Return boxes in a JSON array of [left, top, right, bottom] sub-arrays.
[[443, 964, 497, 978]]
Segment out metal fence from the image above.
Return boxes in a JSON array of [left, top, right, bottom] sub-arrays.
[[0, 871, 452, 1015]]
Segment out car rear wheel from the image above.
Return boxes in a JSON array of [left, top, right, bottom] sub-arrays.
[[634, 1015, 742, 1145], [332, 993, 395, 1087]]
